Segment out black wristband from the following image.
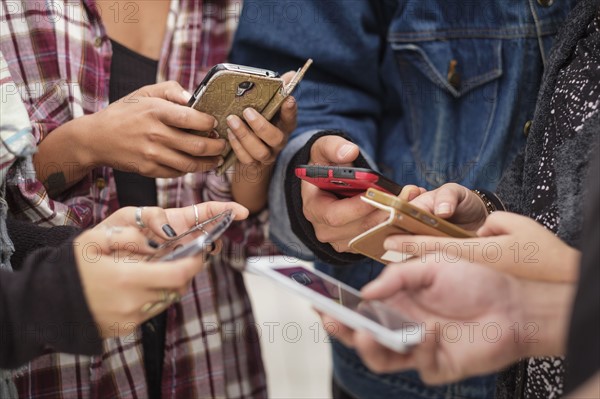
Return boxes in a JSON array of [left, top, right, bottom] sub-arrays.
[[284, 130, 370, 266]]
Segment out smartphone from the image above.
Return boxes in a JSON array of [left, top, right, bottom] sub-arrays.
[[188, 60, 312, 174], [246, 262, 421, 353], [295, 165, 403, 197], [363, 188, 475, 238], [149, 210, 234, 262]]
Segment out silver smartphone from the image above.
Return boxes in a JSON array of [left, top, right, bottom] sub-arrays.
[[150, 210, 234, 262], [246, 262, 421, 353]]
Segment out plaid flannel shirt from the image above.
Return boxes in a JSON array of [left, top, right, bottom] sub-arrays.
[[0, 1, 269, 397]]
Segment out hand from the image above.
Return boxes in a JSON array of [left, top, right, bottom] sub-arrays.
[[322, 259, 572, 384], [99, 201, 250, 245], [300, 135, 385, 252], [409, 183, 489, 231], [383, 212, 580, 282], [73, 226, 206, 337], [83, 81, 226, 177], [227, 71, 298, 168]]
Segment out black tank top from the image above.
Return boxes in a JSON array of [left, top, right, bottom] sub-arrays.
[[108, 39, 164, 399]]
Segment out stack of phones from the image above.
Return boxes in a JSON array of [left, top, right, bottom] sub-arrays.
[[349, 188, 475, 264]]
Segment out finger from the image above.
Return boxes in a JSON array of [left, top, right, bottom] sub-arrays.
[[227, 115, 273, 163], [477, 211, 528, 237], [398, 185, 424, 201], [228, 130, 256, 164], [275, 96, 297, 136], [84, 226, 157, 255], [149, 146, 222, 175], [281, 70, 296, 85], [304, 190, 379, 228], [414, 320, 444, 385], [151, 100, 218, 132], [431, 183, 469, 218], [131, 81, 192, 105], [138, 207, 180, 240], [362, 262, 437, 299], [131, 254, 206, 289], [382, 234, 464, 258], [193, 201, 250, 222], [154, 124, 226, 157], [320, 314, 356, 348], [242, 108, 287, 149], [354, 330, 416, 374], [310, 135, 360, 165]]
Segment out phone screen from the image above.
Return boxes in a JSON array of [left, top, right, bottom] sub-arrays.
[[273, 266, 416, 332]]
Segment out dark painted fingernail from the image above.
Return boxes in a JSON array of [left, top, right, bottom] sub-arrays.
[[147, 239, 159, 249], [162, 224, 177, 238]]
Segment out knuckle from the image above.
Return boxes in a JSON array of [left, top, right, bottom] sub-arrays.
[[143, 146, 159, 161], [255, 149, 271, 162], [189, 139, 206, 156], [322, 212, 341, 228]]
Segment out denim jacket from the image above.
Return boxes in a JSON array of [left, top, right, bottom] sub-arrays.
[[231, 1, 574, 398]]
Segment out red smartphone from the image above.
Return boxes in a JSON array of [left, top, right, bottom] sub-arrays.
[[295, 165, 403, 197]]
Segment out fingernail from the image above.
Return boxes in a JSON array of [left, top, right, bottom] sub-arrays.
[[226, 115, 240, 130], [435, 203, 452, 216], [383, 238, 397, 251], [162, 224, 177, 238], [227, 128, 237, 141], [182, 90, 192, 102], [217, 157, 225, 167], [337, 144, 355, 160], [285, 96, 296, 108], [243, 108, 258, 122], [362, 279, 383, 295], [213, 118, 219, 129], [148, 239, 159, 248]]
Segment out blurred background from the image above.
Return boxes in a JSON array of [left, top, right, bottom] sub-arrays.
[[244, 256, 332, 398]]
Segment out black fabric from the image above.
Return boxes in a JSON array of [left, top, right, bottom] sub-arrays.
[[6, 215, 79, 269], [1, 218, 101, 368], [108, 39, 165, 399], [285, 130, 372, 265], [109, 39, 158, 207], [494, 2, 600, 397], [564, 149, 600, 393]]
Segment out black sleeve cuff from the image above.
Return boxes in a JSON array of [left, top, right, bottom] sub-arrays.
[[284, 130, 370, 266]]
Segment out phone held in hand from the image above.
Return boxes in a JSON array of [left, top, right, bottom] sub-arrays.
[[349, 189, 475, 264], [188, 60, 312, 174], [295, 165, 403, 197], [247, 261, 421, 353], [149, 210, 234, 262]]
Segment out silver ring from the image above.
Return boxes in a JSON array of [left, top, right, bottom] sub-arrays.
[[135, 207, 146, 229], [192, 204, 200, 226]]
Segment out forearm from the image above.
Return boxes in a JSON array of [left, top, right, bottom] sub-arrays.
[[517, 279, 576, 358], [0, 241, 102, 368], [33, 115, 97, 196], [231, 163, 273, 214]]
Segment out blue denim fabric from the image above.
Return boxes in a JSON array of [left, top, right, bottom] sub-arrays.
[[231, 1, 574, 398]]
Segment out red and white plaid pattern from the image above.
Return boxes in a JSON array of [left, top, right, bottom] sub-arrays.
[[1, 1, 268, 397]]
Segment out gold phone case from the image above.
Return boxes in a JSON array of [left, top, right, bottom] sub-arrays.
[[189, 59, 312, 174], [348, 189, 475, 264]]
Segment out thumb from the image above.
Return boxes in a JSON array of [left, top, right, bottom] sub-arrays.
[[310, 135, 360, 165], [131, 81, 191, 105]]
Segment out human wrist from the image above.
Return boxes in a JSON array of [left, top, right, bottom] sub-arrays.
[[517, 279, 575, 357]]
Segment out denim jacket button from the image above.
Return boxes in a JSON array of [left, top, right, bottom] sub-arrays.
[[523, 120, 533, 137], [537, 0, 554, 7]]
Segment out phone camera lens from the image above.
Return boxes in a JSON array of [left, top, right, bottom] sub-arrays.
[[236, 81, 255, 97]]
